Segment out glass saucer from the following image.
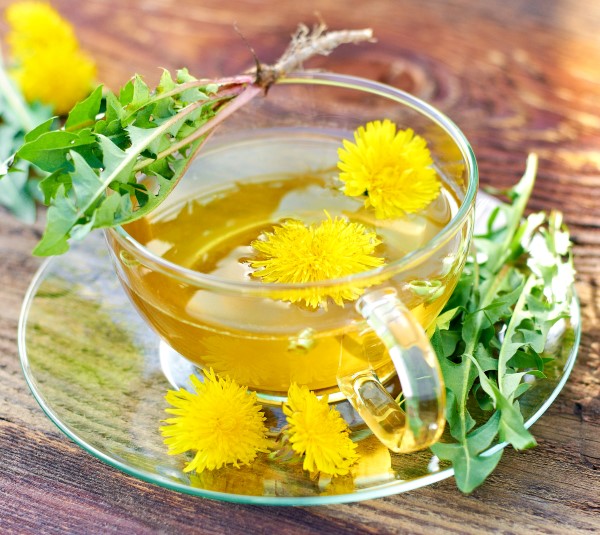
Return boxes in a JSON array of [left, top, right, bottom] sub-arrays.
[[18, 198, 580, 505]]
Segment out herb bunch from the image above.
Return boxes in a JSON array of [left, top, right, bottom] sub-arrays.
[[12, 71, 256, 256], [0, 24, 373, 256], [430, 154, 576, 492]]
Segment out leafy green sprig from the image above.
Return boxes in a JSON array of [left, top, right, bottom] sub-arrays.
[[0, 24, 373, 256], [430, 154, 576, 492], [13, 70, 260, 255]]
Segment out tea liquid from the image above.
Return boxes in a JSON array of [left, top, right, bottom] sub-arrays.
[[123, 132, 460, 394]]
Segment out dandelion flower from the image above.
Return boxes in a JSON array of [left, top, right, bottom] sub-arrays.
[[282, 383, 359, 477], [249, 214, 385, 308], [6, 1, 96, 114], [338, 119, 441, 219], [10, 45, 97, 116], [161, 369, 271, 473], [6, 2, 76, 56]]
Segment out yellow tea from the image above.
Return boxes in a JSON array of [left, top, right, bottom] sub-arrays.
[[116, 132, 463, 395]]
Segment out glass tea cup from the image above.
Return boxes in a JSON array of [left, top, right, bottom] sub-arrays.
[[105, 72, 478, 453]]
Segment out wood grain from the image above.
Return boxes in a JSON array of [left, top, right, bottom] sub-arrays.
[[1, 0, 599, 533]]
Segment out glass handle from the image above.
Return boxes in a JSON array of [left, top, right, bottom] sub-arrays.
[[337, 287, 445, 453]]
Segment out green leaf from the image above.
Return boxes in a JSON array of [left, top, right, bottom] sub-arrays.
[[93, 193, 123, 227], [497, 274, 537, 387], [38, 170, 69, 204], [484, 154, 538, 272], [104, 91, 126, 123], [501, 371, 544, 401], [431, 412, 503, 493], [97, 135, 134, 183], [32, 185, 79, 256], [17, 129, 97, 172], [435, 307, 462, 330], [119, 79, 135, 106], [470, 356, 536, 450], [157, 69, 177, 94], [70, 152, 104, 208], [65, 85, 104, 130], [24, 117, 56, 142], [507, 349, 545, 372], [474, 343, 498, 372]]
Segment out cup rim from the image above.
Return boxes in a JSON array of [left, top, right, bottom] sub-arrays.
[[108, 71, 478, 294]]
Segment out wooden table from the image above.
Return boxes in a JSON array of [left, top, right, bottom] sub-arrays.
[[1, 0, 599, 532]]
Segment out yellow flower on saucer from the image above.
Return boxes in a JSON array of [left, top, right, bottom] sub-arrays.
[[6, 1, 96, 114], [338, 119, 441, 219], [161, 369, 271, 473], [250, 214, 385, 308], [282, 383, 359, 477]]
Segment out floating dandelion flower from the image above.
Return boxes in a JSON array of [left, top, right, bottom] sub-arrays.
[[338, 119, 441, 219], [249, 213, 385, 308], [282, 383, 359, 477], [161, 369, 271, 473]]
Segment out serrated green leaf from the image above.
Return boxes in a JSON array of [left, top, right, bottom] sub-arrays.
[[470, 356, 536, 450], [179, 87, 210, 105], [119, 79, 134, 106], [93, 192, 123, 227], [65, 85, 104, 130], [38, 170, 69, 204], [507, 349, 544, 372], [497, 274, 537, 386], [157, 69, 177, 94], [474, 343, 498, 372], [104, 91, 125, 123], [485, 154, 538, 271], [70, 152, 104, 208], [466, 411, 501, 453], [32, 184, 79, 256], [176, 68, 196, 83], [24, 117, 56, 142], [437, 351, 478, 437], [70, 218, 95, 241], [435, 307, 462, 330], [97, 134, 134, 183], [501, 370, 545, 401], [17, 130, 96, 172], [130, 75, 151, 110], [431, 413, 502, 493]]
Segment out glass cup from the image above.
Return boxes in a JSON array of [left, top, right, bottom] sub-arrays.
[[105, 72, 478, 453]]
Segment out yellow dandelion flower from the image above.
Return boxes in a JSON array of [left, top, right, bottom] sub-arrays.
[[338, 119, 441, 219], [249, 214, 385, 308], [11, 46, 96, 115], [6, 2, 76, 56], [6, 1, 96, 114], [283, 383, 359, 477], [161, 369, 271, 473]]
